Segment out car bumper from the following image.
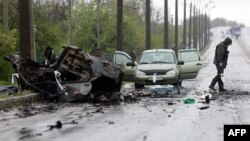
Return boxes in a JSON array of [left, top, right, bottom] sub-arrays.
[[135, 75, 178, 85]]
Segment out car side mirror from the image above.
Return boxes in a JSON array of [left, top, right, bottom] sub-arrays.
[[126, 62, 136, 67], [177, 61, 184, 65]]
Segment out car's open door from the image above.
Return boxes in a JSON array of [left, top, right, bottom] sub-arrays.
[[114, 51, 136, 81], [179, 49, 202, 79]]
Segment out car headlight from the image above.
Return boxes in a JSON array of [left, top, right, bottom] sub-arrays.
[[136, 70, 145, 76], [166, 70, 175, 75]]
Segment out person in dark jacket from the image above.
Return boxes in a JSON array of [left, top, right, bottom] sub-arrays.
[[209, 37, 232, 91]]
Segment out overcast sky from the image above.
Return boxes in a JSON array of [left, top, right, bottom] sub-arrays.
[[152, 0, 250, 27]]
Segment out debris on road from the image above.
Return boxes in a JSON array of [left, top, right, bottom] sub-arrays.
[[167, 102, 174, 105], [5, 46, 124, 102], [183, 98, 195, 104], [0, 86, 18, 95], [19, 127, 33, 135], [198, 94, 212, 104], [199, 106, 209, 110], [48, 120, 62, 130], [132, 85, 174, 98], [107, 121, 115, 124], [205, 95, 210, 104], [93, 107, 104, 114]]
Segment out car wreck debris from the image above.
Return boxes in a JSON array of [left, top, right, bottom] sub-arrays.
[[0, 86, 18, 95], [48, 120, 62, 130], [199, 106, 209, 110], [4, 46, 124, 102]]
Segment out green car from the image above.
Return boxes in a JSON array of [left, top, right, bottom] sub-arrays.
[[113, 49, 202, 89], [178, 49, 202, 80]]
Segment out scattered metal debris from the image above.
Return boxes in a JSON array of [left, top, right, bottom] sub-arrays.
[[47, 120, 62, 130], [205, 95, 210, 104], [199, 106, 209, 110], [107, 121, 115, 124], [0, 86, 18, 95], [93, 107, 104, 114], [167, 102, 174, 105]]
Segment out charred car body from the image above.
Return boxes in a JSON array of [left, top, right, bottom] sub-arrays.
[[4, 46, 124, 102]]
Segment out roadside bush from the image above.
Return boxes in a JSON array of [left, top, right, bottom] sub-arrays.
[[0, 29, 18, 81]]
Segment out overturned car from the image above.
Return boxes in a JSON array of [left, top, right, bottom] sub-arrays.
[[4, 46, 124, 102]]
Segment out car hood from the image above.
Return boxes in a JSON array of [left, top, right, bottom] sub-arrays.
[[137, 64, 176, 71]]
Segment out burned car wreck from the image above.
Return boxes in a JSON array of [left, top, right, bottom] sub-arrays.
[[4, 46, 124, 102]]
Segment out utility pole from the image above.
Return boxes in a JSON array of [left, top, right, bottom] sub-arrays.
[[164, 0, 168, 49], [183, 0, 187, 49], [19, 0, 36, 61], [193, 5, 196, 49], [97, 0, 101, 48], [199, 10, 202, 50], [198, 10, 201, 50], [188, 2, 192, 49], [204, 13, 207, 46], [175, 0, 178, 58], [156, 11, 160, 25], [117, 0, 123, 51], [3, 0, 9, 32], [195, 9, 198, 49], [171, 15, 174, 25], [146, 0, 151, 50], [200, 11, 203, 50], [68, 0, 72, 45]]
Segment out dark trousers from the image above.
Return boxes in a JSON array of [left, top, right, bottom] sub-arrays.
[[210, 65, 224, 89]]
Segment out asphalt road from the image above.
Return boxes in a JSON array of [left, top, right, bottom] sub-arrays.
[[1, 27, 250, 141]]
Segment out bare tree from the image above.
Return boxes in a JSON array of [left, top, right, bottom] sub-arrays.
[[145, 0, 151, 49], [19, 0, 36, 60], [117, 0, 123, 51], [96, 0, 101, 48], [68, 0, 72, 45], [174, 0, 178, 58], [164, 0, 168, 49]]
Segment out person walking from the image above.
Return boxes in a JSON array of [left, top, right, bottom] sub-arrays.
[[209, 37, 232, 91]]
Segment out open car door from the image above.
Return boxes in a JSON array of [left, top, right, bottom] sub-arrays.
[[179, 49, 202, 79], [114, 51, 136, 81]]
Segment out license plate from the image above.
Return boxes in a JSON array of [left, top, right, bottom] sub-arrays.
[[149, 76, 163, 81]]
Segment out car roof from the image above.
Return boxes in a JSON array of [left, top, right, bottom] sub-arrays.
[[142, 49, 175, 53], [179, 49, 198, 52]]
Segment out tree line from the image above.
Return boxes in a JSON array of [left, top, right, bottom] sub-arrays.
[[0, 0, 244, 81]]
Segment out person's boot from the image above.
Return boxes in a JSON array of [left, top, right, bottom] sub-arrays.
[[209, 77, 217, 91], [219, 84, 228, 91], [218, 79, 227, 91]]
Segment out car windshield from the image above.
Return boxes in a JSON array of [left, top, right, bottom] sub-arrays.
[[139, 52, 175, 64]]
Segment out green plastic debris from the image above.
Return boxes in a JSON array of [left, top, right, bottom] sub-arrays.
[[183, 98, 195, 104]]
